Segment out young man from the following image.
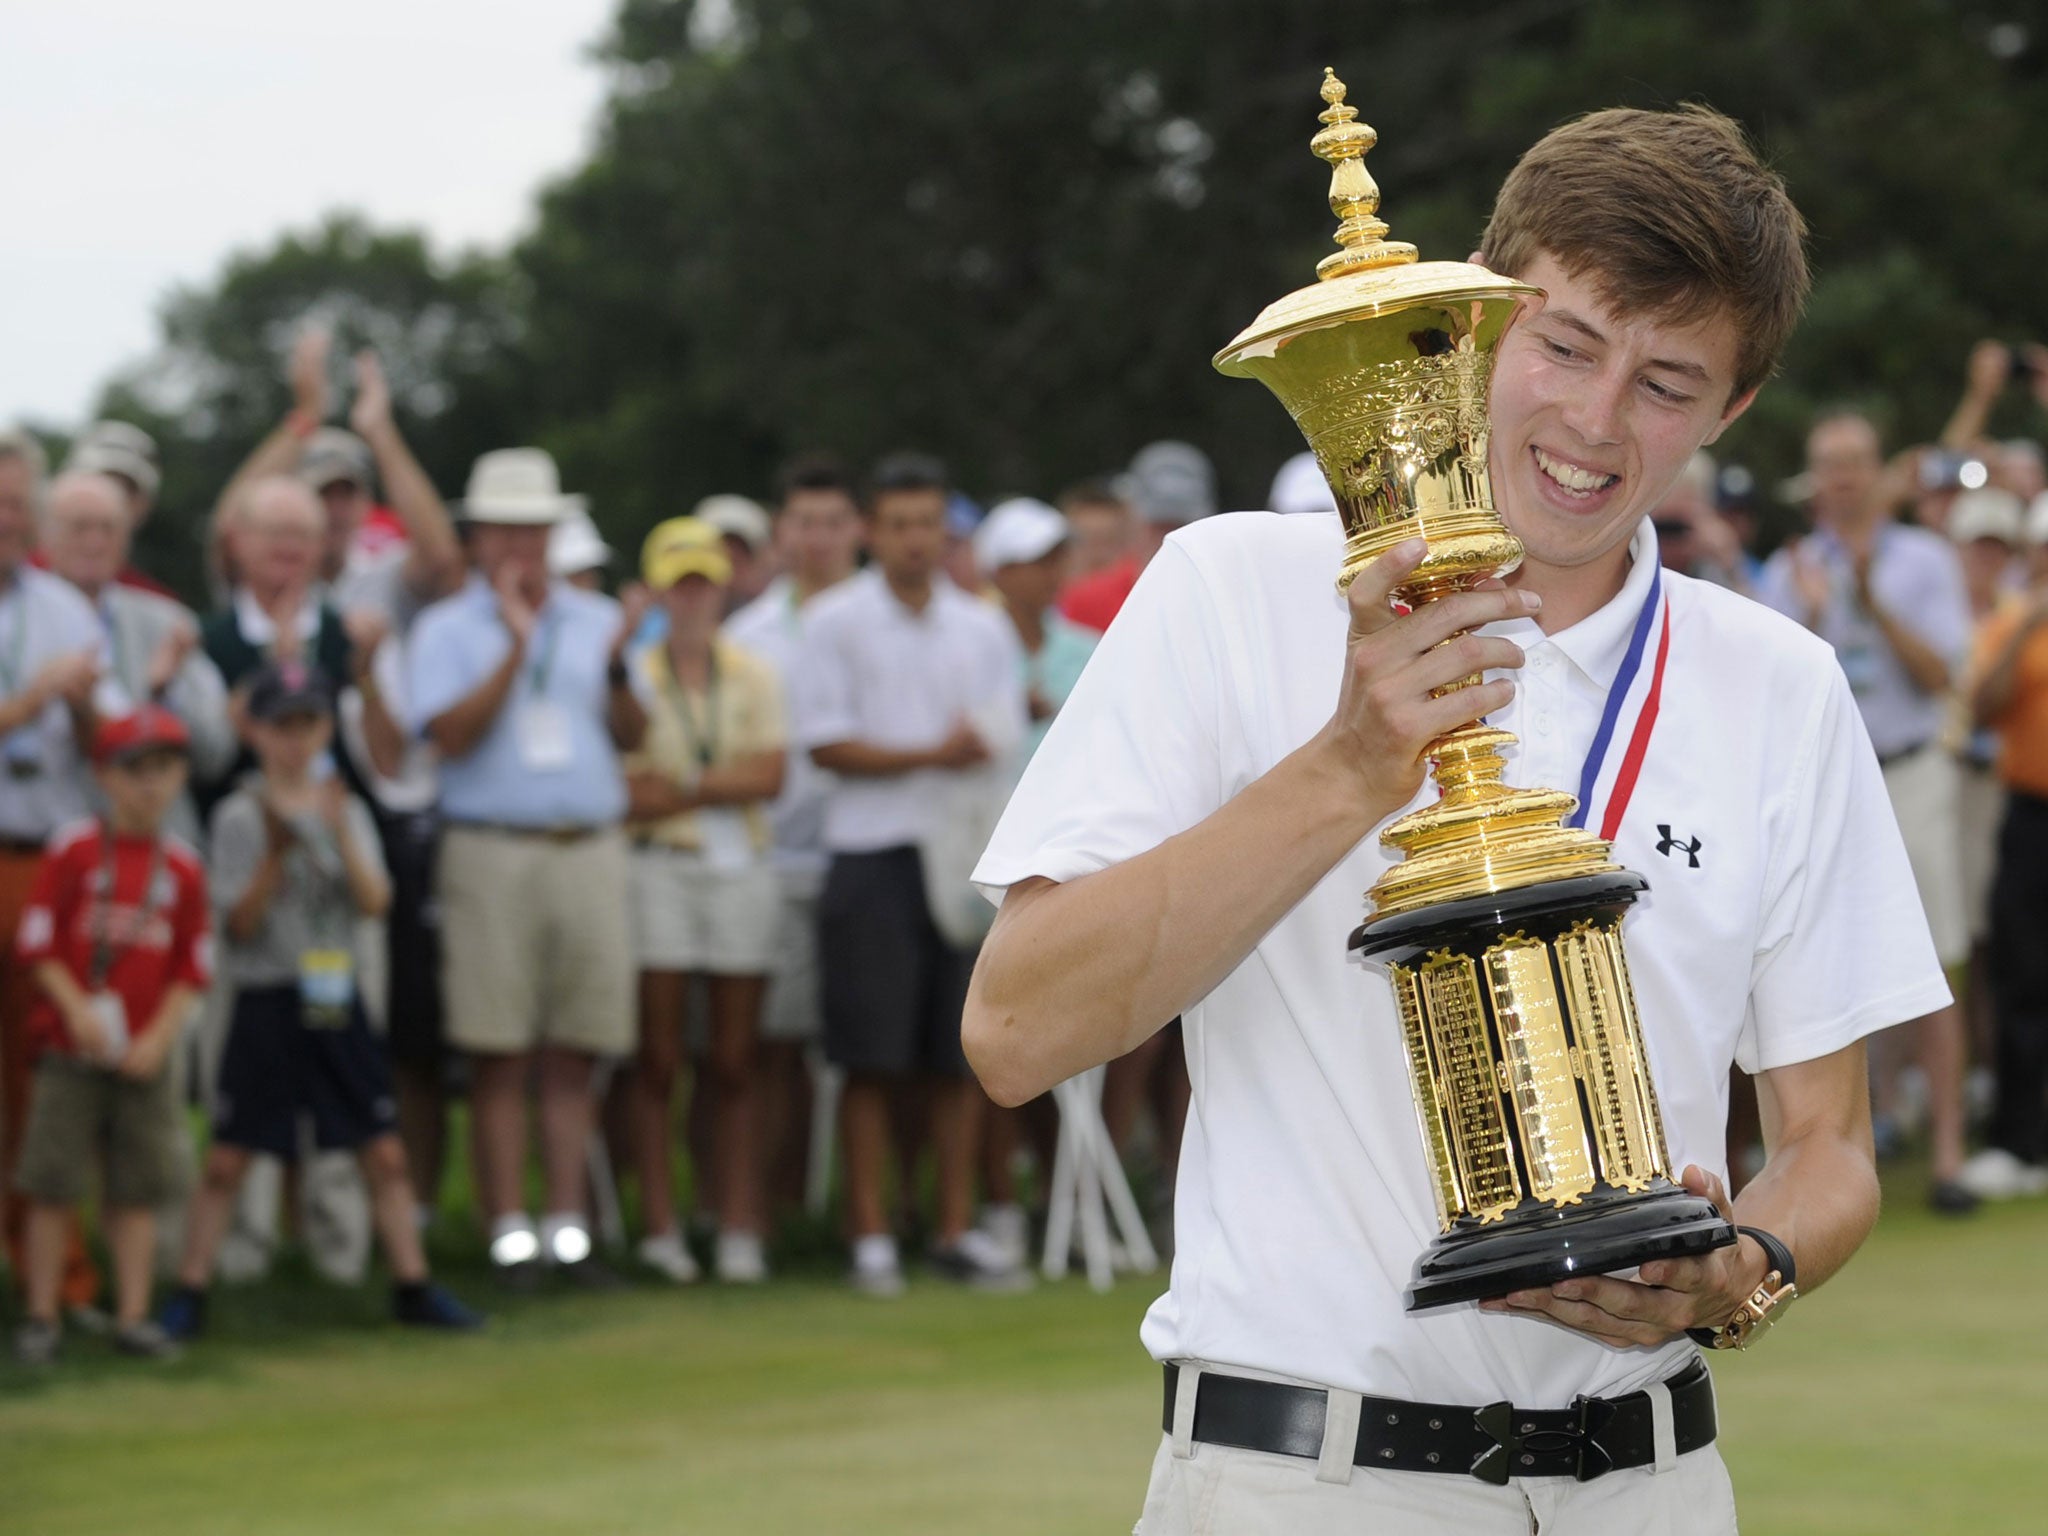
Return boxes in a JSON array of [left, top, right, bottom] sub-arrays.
[[968, 106, 1941, 1532], [796, 451, 1029, 1294], [12, 707, 208, 1365], [159, 662, 477, 1338]]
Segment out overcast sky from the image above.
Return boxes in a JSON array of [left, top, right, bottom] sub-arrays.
[[2, 0, 617, 428]]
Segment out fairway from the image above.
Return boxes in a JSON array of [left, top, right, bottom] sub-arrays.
[[3, 1176, 2042, 1535]]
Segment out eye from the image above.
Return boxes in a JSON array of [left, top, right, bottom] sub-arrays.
[[1540, 337, 1581, 362], [1642, 377, 1696, 406]]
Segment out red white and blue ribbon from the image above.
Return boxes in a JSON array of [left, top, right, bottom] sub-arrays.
[[1566, 561, 1671, 841]]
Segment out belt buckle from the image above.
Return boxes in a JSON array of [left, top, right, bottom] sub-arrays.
[[1470, 1396, 1618, 1485]]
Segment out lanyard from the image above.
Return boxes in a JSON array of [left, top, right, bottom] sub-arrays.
[[89, 837, 168, 991], [1566, 561, 1671, 842], [0, 588, 26, 693], [661, 648, 722, 770], [527, 612, 562, 694]]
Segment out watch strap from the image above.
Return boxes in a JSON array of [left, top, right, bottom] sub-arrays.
[[1735, 1225, 1795, 1289]]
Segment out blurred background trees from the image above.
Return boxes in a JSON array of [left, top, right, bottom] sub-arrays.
[[93, 0, 2048, 599]]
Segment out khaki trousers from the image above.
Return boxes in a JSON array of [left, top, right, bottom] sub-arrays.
[[1134, 1364, 1739, 1536]]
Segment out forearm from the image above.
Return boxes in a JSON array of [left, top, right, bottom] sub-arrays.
[[1939, 391, 1996, 453], [1729, 1126, 1879, 1293], [811, 740, 936, 777], [1869, 606, 1952, 696], [225, 851, 288, 942], [606, 683, 648, 752], [426, 642, 525, 759], [213, 419, 305, 529], [965, 737, 1384, 1106], [358, 681, 409, 781], [33, 960, 92, 1017], [365, 422, 462, 596], [334, 828, 392, 919], [0, 684, 49, 736], [695, 753, 784, 806], [1973, 625, 2039, 724], [135, 984, 199, 1044]]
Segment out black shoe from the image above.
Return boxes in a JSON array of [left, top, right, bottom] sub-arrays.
[[13, 1319, 59, 1367], [394, 1282, 486, 1331], [112, 1320, 182, 1361], [156, 1287, 209, 1342], [1929, 1179, 1981, 1216], [558, 1255, 625, 1291]]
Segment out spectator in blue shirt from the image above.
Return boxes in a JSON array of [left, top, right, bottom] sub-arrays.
[[407, 448, 648, 1286]]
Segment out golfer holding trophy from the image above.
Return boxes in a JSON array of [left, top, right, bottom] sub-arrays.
[[966, 74, 1946, 1533]]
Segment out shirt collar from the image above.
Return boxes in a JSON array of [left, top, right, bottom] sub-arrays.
[[1494, 519, 1662, 690], [233, 585, 321, 645]]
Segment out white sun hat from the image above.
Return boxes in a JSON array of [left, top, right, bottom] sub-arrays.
[[547, 499, 612, 576], [974, 497, 1070, 572], [1268, 450, 1335, 515], [464, 447, 578, 526]]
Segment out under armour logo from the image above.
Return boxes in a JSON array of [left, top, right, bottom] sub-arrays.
[[1655, 825, 1702, 868]]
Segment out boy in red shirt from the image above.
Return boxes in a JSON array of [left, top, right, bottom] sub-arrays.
[[12, 706, 209, 1365]]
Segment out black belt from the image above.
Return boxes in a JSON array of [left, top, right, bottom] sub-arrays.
[[0, 834, 46, 856], [1163, 1358, 1715, 1484], [1875, 740, 1934, 770], [446, 820, 607, 845]]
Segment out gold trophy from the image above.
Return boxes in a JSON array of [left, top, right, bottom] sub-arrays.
[[1215, 71, 1734, 1309]]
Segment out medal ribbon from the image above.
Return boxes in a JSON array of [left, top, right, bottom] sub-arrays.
[[1566, 560, 1671, 840]]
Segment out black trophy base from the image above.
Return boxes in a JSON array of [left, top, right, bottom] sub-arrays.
[[1406, 1181, 1735, 1311]]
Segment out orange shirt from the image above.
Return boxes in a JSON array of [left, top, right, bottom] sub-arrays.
[[1972, 597, 2048, 799]]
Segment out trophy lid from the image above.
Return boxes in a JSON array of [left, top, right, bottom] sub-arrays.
[[1215, 70, 1534, 374]]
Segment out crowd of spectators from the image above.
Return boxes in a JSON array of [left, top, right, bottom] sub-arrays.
[[3, 325, 2045, 1368]]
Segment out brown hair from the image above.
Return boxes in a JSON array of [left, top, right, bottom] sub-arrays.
[[1480, 104, 1809, 399]]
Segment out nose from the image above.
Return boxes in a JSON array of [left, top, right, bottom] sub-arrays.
[[1558, 359, 1629, 448]]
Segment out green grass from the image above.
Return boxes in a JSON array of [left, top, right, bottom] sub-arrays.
[[2, 1170, 2042, 1535]]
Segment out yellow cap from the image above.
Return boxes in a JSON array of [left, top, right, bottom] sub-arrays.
[[641, 517, 733, 589]]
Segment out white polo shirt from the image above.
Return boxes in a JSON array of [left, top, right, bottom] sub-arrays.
[[727, 575, 836, 880], [795, 569, 1025, 854], [975, 512, 1948, 1411]]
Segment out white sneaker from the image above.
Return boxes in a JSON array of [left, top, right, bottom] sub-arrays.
[[978, 1203, 1030, 1269], [1955, 1148, 2048, 1200], [931, 1227, 1035, 1292], [715, 1230, 769, 1284], [637, 1232, 702, 1284], [850, 1234, 905, 1297]]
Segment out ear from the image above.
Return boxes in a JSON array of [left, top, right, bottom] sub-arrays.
[[1467, 250, 1490, 270], [1702, 385, 1761, 447]]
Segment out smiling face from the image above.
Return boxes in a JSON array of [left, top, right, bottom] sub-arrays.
[[1487, 252, 1755, 606]]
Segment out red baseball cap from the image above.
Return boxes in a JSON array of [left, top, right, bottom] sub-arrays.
[[94, 705, 192, 766]]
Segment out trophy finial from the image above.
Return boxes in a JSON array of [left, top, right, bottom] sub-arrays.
[[1312, 68, 1417, 280]]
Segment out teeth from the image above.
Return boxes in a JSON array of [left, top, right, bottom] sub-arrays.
[[1534, 447, 1617, 495]]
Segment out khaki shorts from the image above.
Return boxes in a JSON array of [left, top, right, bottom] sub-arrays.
[[629, 847, 779, 976], [1882, 746, 1968, 969], [438, 826, 634, 1057], [14, 1055, 192, 1209]]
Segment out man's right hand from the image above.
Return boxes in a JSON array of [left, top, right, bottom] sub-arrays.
[[66, 1000, 113, 1065], [290, 326, 332, 424], [30, 650, 101, 709], [929, 719, 992, 771], [493, 567, 537, 646], [1313, 537, 1535, 824]]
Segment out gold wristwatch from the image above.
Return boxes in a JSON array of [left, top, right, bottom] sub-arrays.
[[1687, 1226, 1798, 1351]]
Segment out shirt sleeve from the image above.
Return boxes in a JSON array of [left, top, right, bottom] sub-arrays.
[[406, 608, 492, 735], [1750, 548, 1800, 623], [792, 608, 861, 750], [207, 795, 264, 914], [973, 542, 1230, 905], [1912, 537, 1973, 671], [1737, 665, 1954, 1073], [15, 848, 70, 964], [746, 657, 787, 755]]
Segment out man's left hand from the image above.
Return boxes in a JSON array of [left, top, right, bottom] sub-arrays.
[[1478, 1166, 1767, 1348]]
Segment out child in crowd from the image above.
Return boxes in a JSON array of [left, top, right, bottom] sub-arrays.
[[12, 707, 210, 1366], [159, 662, 479, 1338]]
